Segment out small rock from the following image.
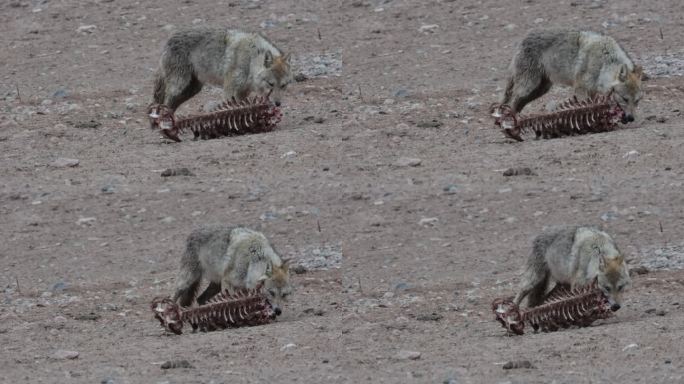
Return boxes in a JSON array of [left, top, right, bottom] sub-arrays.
[[160, 216, 175, 224], [600, 211, 619, 222], [418, 217, 438, 226], [291, 264, 307, 274], [630, 265, 649, 275], [51, 157, 79, 168], [314, 117, 325, 124], [503, 167, 536, 176], [282, 151, 297, 158], [101, 185, 115, 194], [394, 282, 411, 292], [504, 23, 516, 31], [416, 313, 442, 321], [622, 343, 638, 351], [76, 217, 96, 225], [160, 360, 194, 369], [393, 89, 409, 98], [396, 157, 422, 167], [260, 211, 279, 221], [74, 312, 100, 321], [280, 343, 297, 351], [396, 350, 421, 360], [53, 350, 79, 360], [502, 360, 535, 369], [418, 24, 439, 33], [656, 309, 667, 316], [76, 25, 96, 33], [160, 168, 194, 177], [416, 120, 441, 128], [443, 184, 459, 194], [69, 119, 101, 129], [51, 281, 68, 292], [294, 73, 308, 82], [656, 116, 668, 123], [623, 150, 640, 162], [53, 89, 68, 98]]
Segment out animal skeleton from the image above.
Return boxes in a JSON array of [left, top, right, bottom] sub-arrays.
[[147, 96, 281, 142], [151, 287, 276, 334], [491, 94, 624, 141], [492, 281, 614, 335]]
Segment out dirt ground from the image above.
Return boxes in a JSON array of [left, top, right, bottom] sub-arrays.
[[2, 0, 684, 383]]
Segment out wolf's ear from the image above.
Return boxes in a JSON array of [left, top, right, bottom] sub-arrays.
[[283, 52, 292, 64], [617, 64, 629, 82], [264, 51, 274, 67], [633, 65, 644, 79], [265, 263, 273, 278], [280, 258, 290, 271], [598, 254, 607, 271]]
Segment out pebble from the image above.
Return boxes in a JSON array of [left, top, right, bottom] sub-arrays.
[[396, 157, 422, 167], [76, 25, 96, 33], [51, 157, 79, 168], [443, 184, 459, 194], [53, 350, 79, 360], [503, 167, 535, 176], [418, 24, 439, 33], [502, 360, 535, 369], [418, 217, 438, 226], [396, 350, 421, 360], [160, 360, 194, 369], [160, 168, 194, 177]]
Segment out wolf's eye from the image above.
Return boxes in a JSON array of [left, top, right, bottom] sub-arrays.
[[602, 285, 612, 292], [282, 292, 289, 298], [267, 81, 275, 87], [617, 285, 625, 292], [268, 289, 276, 297], [281, 84, 287, 90]]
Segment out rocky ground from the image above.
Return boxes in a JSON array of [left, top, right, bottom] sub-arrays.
[[1, 0, 683, 383]]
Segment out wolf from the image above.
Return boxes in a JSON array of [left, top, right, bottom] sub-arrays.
[[173, 226, 292, 316], [501, 29, 643, 123], [153, 27, 293, 111], [514, 226, 631, 312]]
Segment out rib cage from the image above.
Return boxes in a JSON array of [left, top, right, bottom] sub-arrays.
[[151, 288, 276, 335], [147, 96, 282, 142], [491, 94, 625, 141], [492, 281, 613, 335]]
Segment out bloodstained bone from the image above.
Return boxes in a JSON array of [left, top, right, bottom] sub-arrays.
[[492, 280, 614, 335], [151, 287, 276, 335], [147, 96, 282, 142], [490, 94, 625, 141]]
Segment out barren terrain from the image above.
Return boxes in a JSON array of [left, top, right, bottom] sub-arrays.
[[1, 0, 684, 383]]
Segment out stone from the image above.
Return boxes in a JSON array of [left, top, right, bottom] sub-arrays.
[[51, 157, 79, 168], [53, 350, 79, 360], [396, 350, 421, 360], [396, 157, 422, 167]]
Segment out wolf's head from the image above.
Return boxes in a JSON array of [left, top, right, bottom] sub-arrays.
[[611, 64, 643, 124], [597, 253, 631, 312], [261, 259, 292, 316], [256, 52, 293, 107]]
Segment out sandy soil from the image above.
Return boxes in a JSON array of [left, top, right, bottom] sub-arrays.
[[1, 0, 684, 383]]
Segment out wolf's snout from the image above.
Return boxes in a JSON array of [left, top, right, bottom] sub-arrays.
[[274, 306, 282, 316], [274, 100, 281, 107], [622, 114, 634, 124], [610, 303, 621, 312]]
